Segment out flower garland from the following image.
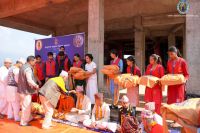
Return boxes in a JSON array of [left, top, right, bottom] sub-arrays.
[[95, 106, 103, 121]]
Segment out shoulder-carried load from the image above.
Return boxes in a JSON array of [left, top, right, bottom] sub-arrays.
[[114, 74, 139, 88], [101, 65, 120, 79], [69, 67, 90, 80], [160, 74, 185, 86], [138, 75, 160, 88]]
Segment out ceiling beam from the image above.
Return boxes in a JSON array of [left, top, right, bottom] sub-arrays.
[[142, 14, 185, 27], [0, 0, 68, 18], [171, 24, 184, 33], [0, 17, 54, 35], [150, 30, 170, 37]]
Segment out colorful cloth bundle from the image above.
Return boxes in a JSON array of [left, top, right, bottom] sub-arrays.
[[138, 75, 160, 88], [121, 115, 140, 133], [160, 74, 185, 86], [114, 74, 139, 88], [69, 67, 83, 74], [101, 65, 120, 79], [161, 98, 200, 133], [31, 102, 45, 115], [69, 67, 90, 80], [58, 95, 75, 114]]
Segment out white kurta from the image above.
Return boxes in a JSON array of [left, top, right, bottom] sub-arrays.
[[153, 113, 163, 126], [65, 95, 91, 123], [6, 66, 20, 120], [6, 66, 20, 102], [0, 66, 9, 115], [85, 62, 98, 104], [83, 102, 117, 132], [91, 102, 110, 122]]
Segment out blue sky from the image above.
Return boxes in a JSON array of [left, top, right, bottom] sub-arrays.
[[0, 26, 51, 66]]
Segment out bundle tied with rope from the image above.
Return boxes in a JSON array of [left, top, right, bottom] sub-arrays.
[[69, 67, 91, 80], [114, 74, 139, 89]]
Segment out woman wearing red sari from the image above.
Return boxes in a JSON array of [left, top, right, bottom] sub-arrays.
[[167, 46, 189, 104], [144, 54, 165, 114], [126, 56, 141, 114]]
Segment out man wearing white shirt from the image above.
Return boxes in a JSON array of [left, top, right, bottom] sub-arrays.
[[0, 58, 12, 118], [65, 86, 91, 123], [83, 93, 111, 129], [18, 56, 39, 126], [6, 58, 25, 121]]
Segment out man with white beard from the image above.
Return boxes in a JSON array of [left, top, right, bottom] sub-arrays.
[[0, 58, 12, 118], [6, 58, 25, 121]]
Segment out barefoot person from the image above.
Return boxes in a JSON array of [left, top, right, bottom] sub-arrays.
[[144, 54, 164, 114], [18, 56, 39, 126], [110, 49, 123, 108], [126, 56, 141, 111], [39, 70, 71, 129], [85, 54, 98, 105], [65, 86, 91, 123], [6, 58, 25, 121], [0, 58, 12, 118]]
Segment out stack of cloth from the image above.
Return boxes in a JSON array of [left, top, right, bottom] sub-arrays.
[[101, 65, 120, 79], [160, 74, 185, 86], [31, 102, 45, 115], [31, 94, 75, 120], [69, 67, 90, 80], [114, 74, 139, 88], [138, 75, 160, 88]]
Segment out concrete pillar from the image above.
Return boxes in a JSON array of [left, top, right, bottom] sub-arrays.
[[84, 32, 88, 54], [88, 0, 104, 89], [182, 26, 186, 58], [168, 32, 176, 48], [134, 16, 145, 73], [185, 0, 200, 95]]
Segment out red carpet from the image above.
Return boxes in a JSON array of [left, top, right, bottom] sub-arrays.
[[0, 118, 95, 133]]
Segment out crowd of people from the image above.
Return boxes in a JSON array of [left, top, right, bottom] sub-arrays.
[[0, 45, 189, 133]]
